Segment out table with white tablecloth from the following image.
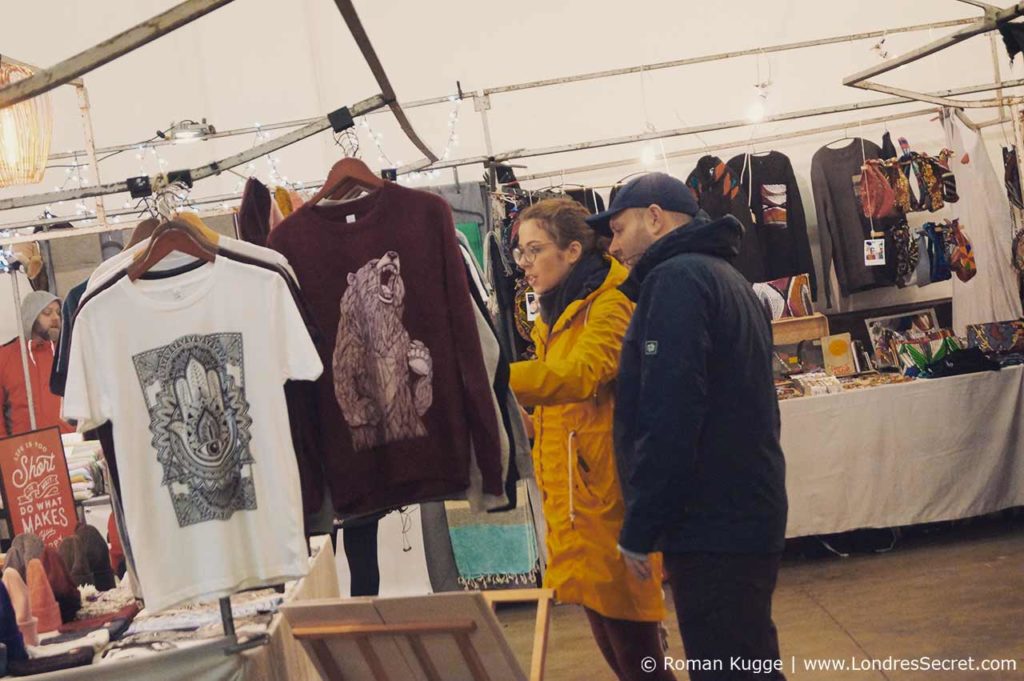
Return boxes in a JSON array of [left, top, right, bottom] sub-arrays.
[[782, 365, 1024, 538], [25, 536, 338, 681]]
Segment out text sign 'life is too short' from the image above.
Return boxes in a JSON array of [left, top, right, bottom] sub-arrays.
[[0, 427, 76, 547]]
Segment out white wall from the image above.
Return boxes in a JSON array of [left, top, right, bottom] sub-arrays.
[[1, 0, 1021, 320]]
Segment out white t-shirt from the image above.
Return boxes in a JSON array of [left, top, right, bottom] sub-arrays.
[[85, 233, 297, 297], [64, 257, 322, 612]]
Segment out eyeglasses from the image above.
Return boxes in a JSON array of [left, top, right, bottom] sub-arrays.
[[512, 242, 555, 266]]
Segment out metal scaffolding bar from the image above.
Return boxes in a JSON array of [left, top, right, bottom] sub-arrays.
[[333, 0, 438, 162], [481, 19, 977, 98], [517, 108, 940, 182], [844, 2, 1024, 108], [75, 85, 107, 228], [45, 116, 325, 164], [38, 17, 979, 167], [0, 0, 236, 109], [0, 95, 387, 211], [400, 79, 1024, 174]]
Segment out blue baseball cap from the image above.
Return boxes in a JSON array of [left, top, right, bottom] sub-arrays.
[[585, 172, 699, 237]]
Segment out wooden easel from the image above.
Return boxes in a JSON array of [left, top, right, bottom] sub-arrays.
[[283, 588, 553, 681], [482, 588, 554, 681]]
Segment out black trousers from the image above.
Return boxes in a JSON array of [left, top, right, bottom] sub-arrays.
[[664, 552, 786, 681], [342, 518, 381, 597]]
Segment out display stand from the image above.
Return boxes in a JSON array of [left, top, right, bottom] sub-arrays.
[[282, 589, 553, 681], [219, 595, 269, 654]]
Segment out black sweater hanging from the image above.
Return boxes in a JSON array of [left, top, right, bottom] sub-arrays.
[[727, 151, 818, 299], [685, 155, 766, 283]]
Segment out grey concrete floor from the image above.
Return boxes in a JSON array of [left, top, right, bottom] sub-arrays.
[[497, 515, 1024, 681]]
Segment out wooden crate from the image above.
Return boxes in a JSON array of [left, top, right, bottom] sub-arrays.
[[771, 313, 829, 346]]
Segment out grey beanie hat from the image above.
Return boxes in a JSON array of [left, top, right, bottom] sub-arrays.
[[20, 290, 58, 339]]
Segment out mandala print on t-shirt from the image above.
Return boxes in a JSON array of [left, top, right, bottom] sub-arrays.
[[133, 333, 256, 527]]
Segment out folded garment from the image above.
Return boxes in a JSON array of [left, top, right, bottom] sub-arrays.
[[41, 548, 81, 624], [59, 537, 91, 587], [98, 631, 207, 663], [31, 628, 109, 657], [27, 560, 62, 634], [8, 647, 94, 675], [60, 603, 140, 634], [75, 526, 115, 592], [4, 536, 44, 581]]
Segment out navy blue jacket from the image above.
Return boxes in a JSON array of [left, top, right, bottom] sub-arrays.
[[615, 212, 788, 555]]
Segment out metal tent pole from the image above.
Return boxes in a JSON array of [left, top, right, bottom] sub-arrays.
[[844, 2, 1024, 107], [37, 17, 981, 166], [0, 0, 236, 109], [332, 0, 438, 162], [400, 79, 1024, 174], [75, 84, 107, 229], [517, 107, 939, 182]]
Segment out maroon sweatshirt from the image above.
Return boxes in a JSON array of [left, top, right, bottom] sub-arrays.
[[268, 182, 503, 515]]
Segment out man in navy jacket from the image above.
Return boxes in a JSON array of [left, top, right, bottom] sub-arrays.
[[588, 172, 788, 681]]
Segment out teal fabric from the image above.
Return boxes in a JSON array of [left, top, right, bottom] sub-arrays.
[[445, 484, 540, 589], [449, 524, 536, 580]]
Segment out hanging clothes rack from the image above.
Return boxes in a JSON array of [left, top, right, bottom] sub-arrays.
[[0, 95, 386, 212], [0, 89, 1013, 242]]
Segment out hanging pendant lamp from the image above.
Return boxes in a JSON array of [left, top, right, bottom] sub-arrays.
[[0, 61, 53, 188]]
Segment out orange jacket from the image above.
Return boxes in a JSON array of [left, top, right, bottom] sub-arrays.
[[0, 338, 73, 438], [509, 257, 665, 622]]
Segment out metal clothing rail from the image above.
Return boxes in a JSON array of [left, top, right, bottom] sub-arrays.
[[0, 0, 236, 109], [844, 1, 1024, 108], [399, 79, 1024, 174], [37, 17, 980, 166], [0, 95, 388, 212], [2, 78, 1016, 224], [0, 99, 983, 238], [517, 107, 941, 182], [332, 0, 438, 162]]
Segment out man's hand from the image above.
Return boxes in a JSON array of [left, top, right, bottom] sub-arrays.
[[619, 545, 652, 581]]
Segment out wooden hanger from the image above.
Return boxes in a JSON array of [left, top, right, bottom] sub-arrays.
[[176, 211, 221, 243], [127, 217, 161, 248], [127, 218, 217, 281], [308, 157, 385, 206]]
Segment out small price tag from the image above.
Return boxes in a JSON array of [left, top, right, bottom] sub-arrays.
[[864, 238, 886, 267], [525, 291, 539, 322], [346, 214, 357, 224]]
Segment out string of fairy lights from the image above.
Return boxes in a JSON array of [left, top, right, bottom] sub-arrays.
[[22, 93, 465, 229]]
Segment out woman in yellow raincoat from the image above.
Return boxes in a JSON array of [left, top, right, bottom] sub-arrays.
[[509, 199, 674, 681]]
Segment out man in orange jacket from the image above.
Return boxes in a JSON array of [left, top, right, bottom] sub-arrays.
[[0, 291, 74, 437]]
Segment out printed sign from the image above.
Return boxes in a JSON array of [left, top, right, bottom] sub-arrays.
[[0, 427, 76, 548]]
